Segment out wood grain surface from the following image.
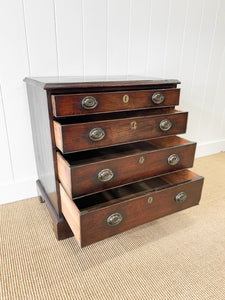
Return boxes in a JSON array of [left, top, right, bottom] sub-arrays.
[[57, 136, 196, 197], [51, 88, 180, 117], [54, 109, 188, 153], [60, 170, 204, 247]]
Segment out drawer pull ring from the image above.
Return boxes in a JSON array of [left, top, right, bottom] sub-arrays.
[[159, 119, 172, 131], [107, 213, 123, 226], [89, 128, 105, 141], [81, 96, 98, 110], [123, 94, 129, 103], [168, 154, 180, 166], [175, 192, 187, 203], [98, 169, 114, 182], [152, 92, 165, 104]]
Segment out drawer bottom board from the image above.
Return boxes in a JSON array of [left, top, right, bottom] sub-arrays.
[[60, 169, 204, 247]]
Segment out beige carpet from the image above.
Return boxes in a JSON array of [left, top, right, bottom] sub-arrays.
[[1, 153, 225, 300]]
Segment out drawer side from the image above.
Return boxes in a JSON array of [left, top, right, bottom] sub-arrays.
[[60, 185, 81, 245]]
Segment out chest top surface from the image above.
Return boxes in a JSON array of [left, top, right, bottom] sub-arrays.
[[24, 75, 180, 90]]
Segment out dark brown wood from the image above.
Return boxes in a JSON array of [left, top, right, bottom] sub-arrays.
[[26, 84, 61, 215], [24, 75, 180, 90], [36, 180, 73, 240], [60, 170, 204, 247], [25, 76, 204, 247], [51, 88, 180, 117], [36, 180, 60, 222], [60, 186, 81, 245], [57, 136, 196, 198], [52, 219, 73, 240], [54, 109, 188, 153]]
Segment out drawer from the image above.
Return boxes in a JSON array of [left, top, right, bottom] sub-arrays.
[[57, 136, 196, 198], [51, 88, 180, 117], [60, 169, 204, 247], [53, 108, 188, 153]]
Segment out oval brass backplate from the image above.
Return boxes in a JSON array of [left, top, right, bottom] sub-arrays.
[[159, 119, 172, 131], [107, 213, 123, 226], [81, 96, 98, 110], [152, 92, 165, 104], [98, 169, 114, 182], [131, 121, 137, 130], [89, 128, 105, 141], [168, 154, 180, 166], [123, 94, 129, 103], [175, 192, 187, 203]]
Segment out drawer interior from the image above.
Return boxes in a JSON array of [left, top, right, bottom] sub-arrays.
[[54, 108, 181, 124], [74, 170, 201, 212], [60, 136, 193, 166]]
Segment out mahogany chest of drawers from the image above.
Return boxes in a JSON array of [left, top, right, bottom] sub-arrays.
[[24, 76, 204, 247]]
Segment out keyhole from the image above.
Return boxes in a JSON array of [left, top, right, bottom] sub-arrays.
[[131, 121, 137, 130], [123, 94, 129, 103]]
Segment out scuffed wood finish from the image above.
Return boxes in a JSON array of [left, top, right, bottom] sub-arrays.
[[51, 88, 180, 117], [54, 109, 188, 153], [57, 136, 196, 198], [60, 170, 204, 247]]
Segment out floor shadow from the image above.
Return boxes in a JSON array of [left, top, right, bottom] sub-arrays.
[[62, 211, 195, 272]]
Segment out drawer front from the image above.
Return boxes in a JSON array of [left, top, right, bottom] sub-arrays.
[[81, 178, 203, 247], [60, 171, 204, 247], [54, 112, 188, 153], [57, 142, 196, 198], [52, 89, 180, 117]]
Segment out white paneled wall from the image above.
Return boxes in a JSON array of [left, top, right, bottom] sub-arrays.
[[0, 0, 225, 204]]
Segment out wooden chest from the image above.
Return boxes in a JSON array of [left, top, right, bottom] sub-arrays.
[[24, 76, 204, 247]]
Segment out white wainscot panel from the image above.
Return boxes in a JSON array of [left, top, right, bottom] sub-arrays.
[[107, 0, 130, 75], [54, 0, 83, 76], [187, 0, 219, 142], [163, 0, 188, 78], [0, 86, 14, 187], [128, 0, 150, 75], [83, 0, 107, 75], [23, 0, 59, 76], [146, 0, 170, 77], [0, 0, 37, 187]]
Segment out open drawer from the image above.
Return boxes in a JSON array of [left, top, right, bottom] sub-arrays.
[[60, 169, 204, 247], [53, 108, 188, 153], [57, 136, 196, 198]]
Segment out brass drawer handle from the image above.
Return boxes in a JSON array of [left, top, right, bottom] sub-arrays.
[[81, 96, 98, 110], [107, 213, 123, 226], [168, 154, 180, 166], [98, 169, 114, 182], [89, 128, 105, 141], [159, 119, 172, 131], [152, 92, 165, 104], [175, 192, 187, 203]]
